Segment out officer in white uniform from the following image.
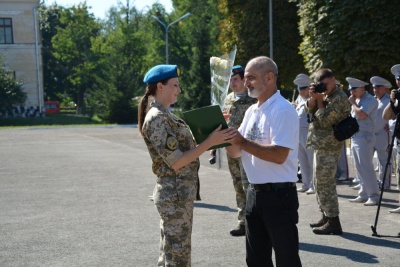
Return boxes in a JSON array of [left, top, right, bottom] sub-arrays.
[[335, 81, 350, 181], [293, 74, 315, 194], [371, 76, 392, 189], [347, 77, 380, 206], [383, 64, 400, 213], [335, 144, 349, 180]]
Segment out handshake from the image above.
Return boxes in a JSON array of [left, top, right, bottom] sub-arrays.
[[209, 149, 217, 165]]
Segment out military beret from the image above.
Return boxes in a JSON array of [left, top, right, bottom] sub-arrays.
[[143, 64, 180, 83], [370, 76, 392, 88], [293, 74, 312, 88], [391, 64, 400, 79], [231, 65, 244, 76], [346, 77, 369, 90]]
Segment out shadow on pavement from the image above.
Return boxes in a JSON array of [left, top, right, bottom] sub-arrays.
[[300, 242, 379, 264], [194, 202, 237, 212]]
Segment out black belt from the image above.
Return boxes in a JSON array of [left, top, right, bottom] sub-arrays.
[[251, 182, 295, 191]]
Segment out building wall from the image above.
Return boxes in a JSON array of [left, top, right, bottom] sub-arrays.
[[0, 0, 43, 109]]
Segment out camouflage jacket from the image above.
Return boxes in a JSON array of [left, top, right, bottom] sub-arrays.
[[224, 91, 257, 129], [306, 87, 351, 150], [142, 102, 200, 202]]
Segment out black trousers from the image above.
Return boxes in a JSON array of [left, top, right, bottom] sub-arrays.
[[246, 185, 302, 267]]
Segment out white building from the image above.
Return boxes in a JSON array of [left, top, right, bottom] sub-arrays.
[[0, 0, 43, 109]]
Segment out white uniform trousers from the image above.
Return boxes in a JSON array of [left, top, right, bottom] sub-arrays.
[[298, 127, 314, 190], [374, 129, 392, 187], [351, 132, 380, 201]]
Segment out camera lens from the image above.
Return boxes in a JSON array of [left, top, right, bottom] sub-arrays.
[[209, 156, 216, 165]]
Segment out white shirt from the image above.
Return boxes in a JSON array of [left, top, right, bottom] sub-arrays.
[[238, 91, 299, 184]]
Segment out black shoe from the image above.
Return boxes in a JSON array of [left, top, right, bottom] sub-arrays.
[[230, 224, 245, 236], [312, 216, 343, 235]]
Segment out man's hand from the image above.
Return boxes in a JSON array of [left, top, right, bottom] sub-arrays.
[[390, 89, 397, 102], [348, 95, 356, 105], [225, 128, 246, 148], [309, 83, 324, 102], [222, 111, 232, 121]]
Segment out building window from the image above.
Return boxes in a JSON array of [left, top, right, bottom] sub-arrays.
[[0, 18, 14, 44]]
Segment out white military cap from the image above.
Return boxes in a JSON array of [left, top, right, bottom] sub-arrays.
[[295, 73, 310, 79], [390, 64, 400, 79], [346, 77, 369, 90], [370, 76, 392, 88], [293, 74, 312, 88]]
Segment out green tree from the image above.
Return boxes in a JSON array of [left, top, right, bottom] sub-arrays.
[[171, 0, 222, 110], [218, 0, 306, 90], [293, 0, 400, 82], [89, 0, 147, 123], [51, 2, 101, 114], [39, 4, 69, 102], [0, 56, 26, 113]]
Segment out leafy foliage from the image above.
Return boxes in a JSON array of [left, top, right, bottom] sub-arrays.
[[0, 56, 26, 112], [218, 0, 306, 89], [293, 0, 400, 83], [50, 2, 101, 114]]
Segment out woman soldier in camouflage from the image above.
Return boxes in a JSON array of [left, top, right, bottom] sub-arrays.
[[138, 64, 234, 267]]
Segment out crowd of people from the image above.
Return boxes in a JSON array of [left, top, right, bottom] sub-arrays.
[[0, 105, 45, 118], [138, 59, 400, 267]]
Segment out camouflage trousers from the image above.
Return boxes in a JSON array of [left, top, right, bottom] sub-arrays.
[[313, 149, 341, 217], [155, 199, 193, 267], [227, 153, 249, 225]]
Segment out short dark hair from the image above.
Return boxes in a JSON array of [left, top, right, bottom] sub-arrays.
[[315, 68, 334, 82]]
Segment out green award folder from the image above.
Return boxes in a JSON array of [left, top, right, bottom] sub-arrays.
[[183, 105, 231, 150]]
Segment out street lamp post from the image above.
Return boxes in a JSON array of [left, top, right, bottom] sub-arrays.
[[151, 13, 191, 64], [269, 0, 273, 60]]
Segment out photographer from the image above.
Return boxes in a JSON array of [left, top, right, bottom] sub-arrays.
[[382, 63, 400, 213], [306, 68, 351, 235]]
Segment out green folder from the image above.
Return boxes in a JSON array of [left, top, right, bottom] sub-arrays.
[[183, 105, 231, 150]]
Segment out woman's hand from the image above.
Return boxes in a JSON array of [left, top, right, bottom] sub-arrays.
[[207, 125, 237, 146]]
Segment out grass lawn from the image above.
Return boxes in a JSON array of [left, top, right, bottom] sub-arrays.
[[0, 110, 107, 128]]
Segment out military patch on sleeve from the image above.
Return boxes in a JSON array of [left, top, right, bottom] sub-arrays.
[[166, 135, 178, 150]]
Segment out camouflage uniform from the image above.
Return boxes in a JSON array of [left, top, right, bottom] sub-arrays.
[[142, 102, 199, 267], [306, 87, 351, 217], [224, 91, 256, 225]]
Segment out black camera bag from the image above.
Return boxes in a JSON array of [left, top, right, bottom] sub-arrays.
[[333, 116, 359, 141]]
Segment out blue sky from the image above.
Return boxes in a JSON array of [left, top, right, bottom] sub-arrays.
[[44, 0, 173, 18]]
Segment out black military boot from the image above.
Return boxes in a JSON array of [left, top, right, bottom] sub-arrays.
[[312, 216, 343, 235], [230, 224, 245, 236], [310, 214, 328, 228]]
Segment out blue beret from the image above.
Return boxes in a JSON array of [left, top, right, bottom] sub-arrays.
[[231, 65, 244, 76], [143, 64, 180, 83]]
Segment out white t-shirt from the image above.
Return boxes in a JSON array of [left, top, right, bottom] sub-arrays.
[[238, 91, 299, 184]]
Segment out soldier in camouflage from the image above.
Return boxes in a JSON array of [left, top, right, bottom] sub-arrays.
[[306, 68, 351, 235], [223, 65, 257, 236], [138, 64, 235, 266]]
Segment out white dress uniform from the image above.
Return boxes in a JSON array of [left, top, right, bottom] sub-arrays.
[[373, 94, 391, 187], [335, 143, 349, 180], [347, 77, 380, 205], [371, 76, 392, 189], [293, 74, 314, 193]]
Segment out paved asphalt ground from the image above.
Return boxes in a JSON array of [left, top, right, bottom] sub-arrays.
[[1, 125, 400, 267]]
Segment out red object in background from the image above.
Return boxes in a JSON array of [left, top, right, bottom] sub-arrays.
[[44, 101, 60, 114]]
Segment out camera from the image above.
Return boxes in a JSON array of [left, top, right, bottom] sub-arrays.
[[394, 89, 400, 101], [209, 149, 216, 165], [314, 82, 327, 93]]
